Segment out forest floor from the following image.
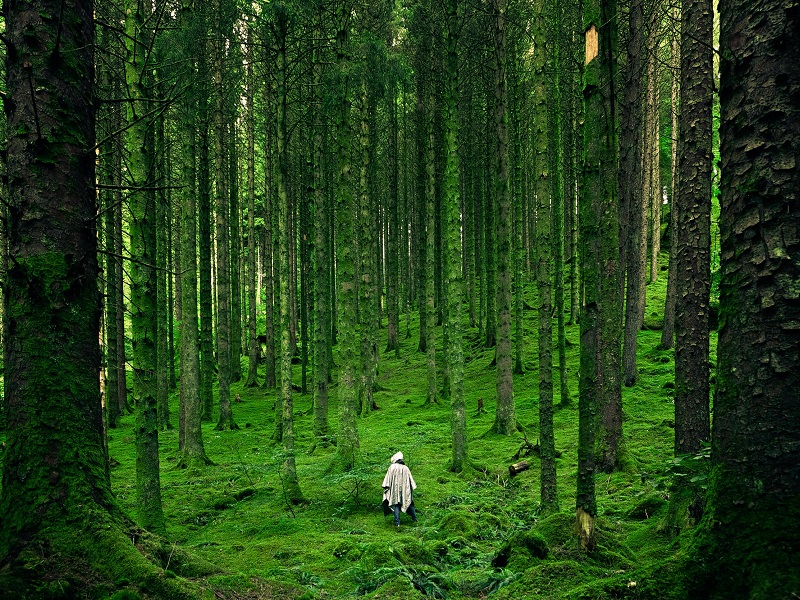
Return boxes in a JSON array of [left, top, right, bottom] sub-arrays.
[[4, 261, 715, 599]]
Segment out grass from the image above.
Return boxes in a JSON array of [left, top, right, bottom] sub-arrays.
[[99, 260, 709, 599], [0, 257, 711, 598]]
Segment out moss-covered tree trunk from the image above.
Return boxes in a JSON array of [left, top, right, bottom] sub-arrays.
[[551, 0, 570, 409], [178, 2, 211, 468], [533, 0, 557, 511], [578, 0, 618, 549], [213, 0, 237, 432], [424, 109, 438, 406], [262, 56, 277, 391], [197, 3, 215, 421], [333, 5, 360, 470], [386, 74, 401, 357], [312, 10, 330, 441], [0, 3, 208, 595], [492, 0, 515, 436], [245, 21, 259, 389], [442, 0, 466, 472], [358, 76, 377, 416], [156, 74, 171, 432], [660, 11, 680, 351], [620, 0, 647, 388], [125, 0, 166, 536], [691, 0, 800, 591], [595, 0, 623, 476]]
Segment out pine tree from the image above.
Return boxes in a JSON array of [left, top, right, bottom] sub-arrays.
[[691, 0, 800, 592]]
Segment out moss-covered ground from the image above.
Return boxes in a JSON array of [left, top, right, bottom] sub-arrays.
[[2, 259, 716, 599]]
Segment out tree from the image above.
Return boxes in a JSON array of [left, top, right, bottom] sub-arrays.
[[620, 0, 648, 387], [578, 0, 618, 549], [442, 0, 466, 472], [673, 0, 712, 458], [492, 0, 515, 436], [245, 19, 260, 389], [533, 0, 557, 511], [178, 0, 212, 468], [213, 0, 238, 432], [125, 0, 165, 535], [333, 2, 361, 470], [0, 1, 205, 594], [690, 0, 800, 593]]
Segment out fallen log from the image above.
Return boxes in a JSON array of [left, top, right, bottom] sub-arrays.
[[509, 461, 530, 477]]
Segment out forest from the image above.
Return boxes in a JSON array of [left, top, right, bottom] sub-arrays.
[[0, 0, 797, 598]]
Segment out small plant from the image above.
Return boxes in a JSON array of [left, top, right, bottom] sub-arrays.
[[473, 568, 519, 595], [668, 444, 711, 491]]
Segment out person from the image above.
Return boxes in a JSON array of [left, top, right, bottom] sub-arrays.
[[382, 451, 418, 527]]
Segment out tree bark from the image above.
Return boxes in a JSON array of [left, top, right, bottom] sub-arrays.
[[692, 0, 800, 593], [492, 0, 515, 436]]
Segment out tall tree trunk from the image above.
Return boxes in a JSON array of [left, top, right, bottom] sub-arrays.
[[0, 4, 199, 592], [262, 59, 277, 391], [358, 77, 377, 416], [660, 9, 680, 350], [492, 0, 515, 436], [552, 0, 570, 409], [177, 1, 211, 467], [667, 0, 713, 528], [272, 4, 303, 501], [648, 17, 662, 284], [125, 0, 165, 535], [333, 6, 360, 470], [425, 106, 438, 406], [693, 0, 800, 591], [198, 4, 215, 422], [443, 0, 466, 472], [386, 76, 401, 356], [578, 0, 618, 549], [620, 0, 647, 388], [535, 0, 557, 511], [214, 0, 237, 431], [156, 76, 171, 431], [245, 22, 259, 388], [313, 12, 330, 441]]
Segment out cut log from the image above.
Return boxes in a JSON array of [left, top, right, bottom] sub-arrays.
[[509, 461, 530, 477]]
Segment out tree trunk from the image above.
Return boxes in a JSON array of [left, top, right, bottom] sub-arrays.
[[125, 0, 165, 535], [693, 0, 800, 591], [333, 6, 360, 470], [245, 22, 259, 388], [667, 0, 713, 530], [313, 11, 330, 441], [0, 3, 202, 593], [535, 0, 557, 511], [660, 12, 680, 351], [177, 1, 211, 468], [492, 0, 515, 436], [443, 0, 466, 472], [578, 0, 618, 549], [620, 0, 647, 388], [213, 0, 236, 432], [198, 5, 215, 422]]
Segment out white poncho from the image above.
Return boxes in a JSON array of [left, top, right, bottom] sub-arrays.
[[382, 452, 417, 513]]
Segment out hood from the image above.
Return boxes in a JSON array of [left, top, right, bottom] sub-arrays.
[[391, 451, 404, 464]]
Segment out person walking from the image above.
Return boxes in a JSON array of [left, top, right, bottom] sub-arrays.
[[382, 451, 418, 527]]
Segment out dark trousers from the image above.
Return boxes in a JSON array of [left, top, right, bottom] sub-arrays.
[[391, 502, 417, 525]]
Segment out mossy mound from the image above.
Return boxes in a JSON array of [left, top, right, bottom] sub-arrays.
[[628, 494, 667, 520], [369, 574, 425, 599], [437, 510, 476, 537]]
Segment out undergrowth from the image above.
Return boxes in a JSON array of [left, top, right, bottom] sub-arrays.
[[2, 260, 713, 598]]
